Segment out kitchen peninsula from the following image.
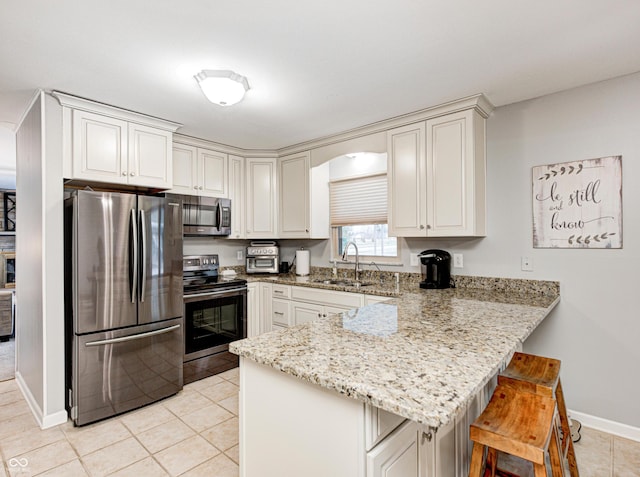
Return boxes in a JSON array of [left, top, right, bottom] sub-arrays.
[[230, 276, 559, 477]]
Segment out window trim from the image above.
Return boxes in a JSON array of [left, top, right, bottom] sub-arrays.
[[330, 225, 401, 265]]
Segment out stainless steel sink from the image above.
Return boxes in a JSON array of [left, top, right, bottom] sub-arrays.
[[312, 279, 373, 288]]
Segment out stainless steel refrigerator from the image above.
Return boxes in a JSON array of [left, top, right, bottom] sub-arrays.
[[64, 190, 183, 426]]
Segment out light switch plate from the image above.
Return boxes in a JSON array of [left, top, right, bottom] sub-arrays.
[[453, 253, 463, 268], [410, 253, 419, 267], [237, 250, 244, 261], [521, 256, 533, 272]]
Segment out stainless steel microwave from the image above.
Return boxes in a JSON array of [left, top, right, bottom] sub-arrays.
[[166, 194, 231, 236]]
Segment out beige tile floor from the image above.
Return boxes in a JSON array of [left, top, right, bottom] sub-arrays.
[[1, 367, 640, 476], [0, 369, 240, 477], [0, 339, 14, 381]]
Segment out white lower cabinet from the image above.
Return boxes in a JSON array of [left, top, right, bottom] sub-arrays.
[[251, 282, 393, 333], [271, 298, 292, 328]]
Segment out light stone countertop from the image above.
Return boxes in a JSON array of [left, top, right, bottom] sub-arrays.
[[230, 271, 560, 429]]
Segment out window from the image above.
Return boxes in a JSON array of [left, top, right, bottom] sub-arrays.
[[330, 173, 398, 260]]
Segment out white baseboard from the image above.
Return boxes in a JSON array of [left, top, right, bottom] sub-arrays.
[[569, 408, 640, 442], [14, 371, 68, 429]]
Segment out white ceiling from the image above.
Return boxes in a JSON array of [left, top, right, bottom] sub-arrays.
[[1, 1, 639, 150]]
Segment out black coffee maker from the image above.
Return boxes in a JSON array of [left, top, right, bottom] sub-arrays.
[[419, 249, 452, 289]]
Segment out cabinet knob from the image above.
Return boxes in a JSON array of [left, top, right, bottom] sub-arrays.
[[199, 186, 203, 190], [305, 229, 309, 233], [193, 186, 198, 190], [122, 172, 127, 176], [426, 224, 431, 230], [422, 431, 433, 443], [130, 172, 135, 177]]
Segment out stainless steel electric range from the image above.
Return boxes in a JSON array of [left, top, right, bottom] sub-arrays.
[[182, 254, 247, 384]]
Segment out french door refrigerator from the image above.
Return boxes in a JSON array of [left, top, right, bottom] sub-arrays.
[[64, 189, 183, 426]]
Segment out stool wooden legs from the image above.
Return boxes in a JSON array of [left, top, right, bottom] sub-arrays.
[[556, 380, 579, 477]]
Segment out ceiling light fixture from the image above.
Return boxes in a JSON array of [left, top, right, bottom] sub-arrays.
[[195, 70, 250, 107]]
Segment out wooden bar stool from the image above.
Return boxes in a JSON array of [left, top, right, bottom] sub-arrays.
[[469, 384, 565, 477], [499, 352, 579, 477]]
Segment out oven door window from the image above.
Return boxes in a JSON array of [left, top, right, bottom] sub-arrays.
[[185, 294, 244, 355]]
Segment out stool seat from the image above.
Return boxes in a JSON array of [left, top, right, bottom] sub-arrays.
[[499, 352, 560, 398]]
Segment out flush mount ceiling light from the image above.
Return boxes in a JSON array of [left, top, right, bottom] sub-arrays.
[[195, 70, 250, 106]]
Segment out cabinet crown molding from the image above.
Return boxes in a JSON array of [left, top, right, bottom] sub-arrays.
[[51, 91, 182, 132]]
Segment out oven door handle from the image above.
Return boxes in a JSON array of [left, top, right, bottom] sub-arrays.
[[184, 287, 248, 300]]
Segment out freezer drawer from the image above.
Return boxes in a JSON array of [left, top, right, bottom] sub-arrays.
[[71, 317, 183, 426]]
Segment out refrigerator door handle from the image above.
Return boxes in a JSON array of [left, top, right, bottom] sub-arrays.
[[130, 208, 138, 304], [139, 209, 147, 302], [85, 324, 181, 347]]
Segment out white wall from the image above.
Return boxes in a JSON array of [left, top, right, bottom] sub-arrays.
[[480, 72, 640, 428], [15, 92, 66, 428]]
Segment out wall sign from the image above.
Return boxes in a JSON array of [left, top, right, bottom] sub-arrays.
[[532, 156, 622, 248]]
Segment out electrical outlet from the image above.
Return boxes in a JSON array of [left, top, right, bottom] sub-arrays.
[[237, 250, 244, 261], [410, 253, 419, 267], [453, 253, 463, 268], [521, 256, 533, 272]]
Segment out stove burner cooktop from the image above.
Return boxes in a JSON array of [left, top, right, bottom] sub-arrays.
[[183, 254, 246, 295]]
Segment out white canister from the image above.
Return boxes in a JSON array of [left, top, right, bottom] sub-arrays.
[[296, 249, 310, 276]]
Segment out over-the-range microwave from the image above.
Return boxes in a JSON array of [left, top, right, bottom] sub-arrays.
[[165, 194, 231, 236]]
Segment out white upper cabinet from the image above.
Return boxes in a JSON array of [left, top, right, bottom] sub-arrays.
[[279, 152, 310, 238], [72, 109, 129, 185], [246, 157, 278, 239], [56, 92, 180, 189], [278, 151, 330, 239], [199, 148, 228, 197], [426, 109, 486, 237], [169, 145, 228, 197], [387, 109, 487, 238], [169, 143, 198, 193], [387, 123, 427, 237], [128, 123, 173, 188], [227, 154, 246, 239]]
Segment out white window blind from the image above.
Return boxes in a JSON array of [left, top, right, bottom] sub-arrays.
[[329, 173, 387, 226]]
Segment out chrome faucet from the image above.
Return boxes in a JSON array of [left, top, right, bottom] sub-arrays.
[[341, 241, 360, 282]]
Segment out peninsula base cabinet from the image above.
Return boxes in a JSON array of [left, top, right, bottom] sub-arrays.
[[239, 358, 494, 477]]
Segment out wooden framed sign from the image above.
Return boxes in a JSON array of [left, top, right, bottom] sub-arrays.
[[532, 156, 622, 248]]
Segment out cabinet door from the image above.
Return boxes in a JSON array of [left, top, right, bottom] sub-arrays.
[[291, 301, 324, 325], [259, 283, 273, 333], [387, 123, 427, 237], [426, 110, 486, 237], [199, 148, 228, 197], [367, 420, 419, 477], [279, 152, 310, 238], [247, 283, 259, 338], [246, 158, 278, 238], [227, 155, 245, 239], [128, 123, 173, 188], [72, 109, 128, 184], [170, 144, 198, 194]]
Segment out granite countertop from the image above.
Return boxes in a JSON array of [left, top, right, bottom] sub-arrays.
[[230, 270, 560, 429]]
